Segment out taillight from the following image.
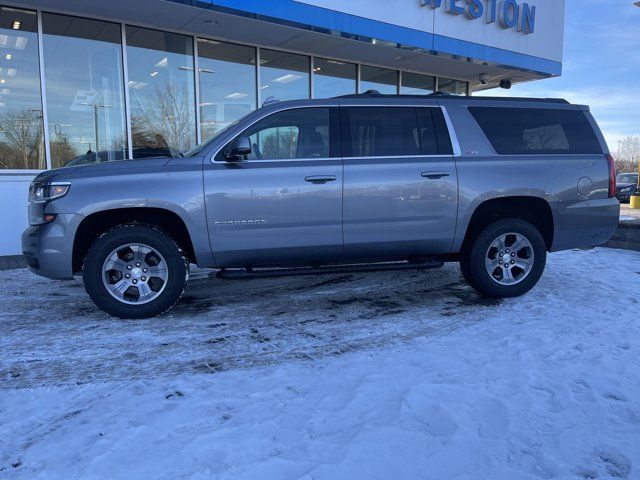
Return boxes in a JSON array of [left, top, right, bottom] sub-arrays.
[[606, 154, 616, 198]]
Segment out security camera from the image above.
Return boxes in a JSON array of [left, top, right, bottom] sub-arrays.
[[479, 73, 489, 86], [499, 79, 512, 89]]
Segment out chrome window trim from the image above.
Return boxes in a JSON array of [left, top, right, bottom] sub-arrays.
[[220, 157, 342, 164], [210, 103, 456, 163], [440, 106, 462, 157], [346, 154, 455, 160]]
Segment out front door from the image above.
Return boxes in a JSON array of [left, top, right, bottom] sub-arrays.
[[341, 105, 458, 259], [204, 107, 343, 267]]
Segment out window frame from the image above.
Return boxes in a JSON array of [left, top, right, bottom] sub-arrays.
[[125, 24, 197, 159], [214, 106, 340, 162]]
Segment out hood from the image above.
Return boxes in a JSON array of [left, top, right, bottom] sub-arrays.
[[33, 157, 174, 184]]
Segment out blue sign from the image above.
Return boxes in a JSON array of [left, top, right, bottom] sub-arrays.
[[421, 0, 536, 34]]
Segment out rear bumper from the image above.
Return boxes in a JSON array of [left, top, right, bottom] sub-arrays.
[[551, 198, 620, 252], [21, 213, 82, 280]]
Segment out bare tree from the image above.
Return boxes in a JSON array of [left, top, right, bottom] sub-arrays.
[[616, 135, 640, 173], [141, 81, 194, 155], [0, 109, 44, 169]]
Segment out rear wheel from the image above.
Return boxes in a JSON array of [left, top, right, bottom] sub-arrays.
[[83, 224, 189, 318], [460, 218, 546, 298]]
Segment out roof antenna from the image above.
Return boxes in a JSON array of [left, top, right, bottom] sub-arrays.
[[262, 96, 279, 107]]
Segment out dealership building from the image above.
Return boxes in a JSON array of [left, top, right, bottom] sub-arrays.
[[0, 0, 565, 256]]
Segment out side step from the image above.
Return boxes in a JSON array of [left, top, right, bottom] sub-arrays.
[[216, 258, 444, 279]]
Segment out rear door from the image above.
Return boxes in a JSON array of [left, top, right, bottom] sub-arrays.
[[341, 105, 458, 258]]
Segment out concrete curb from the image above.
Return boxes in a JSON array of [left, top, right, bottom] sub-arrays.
[[604, 220, 640, 252], [0, 255, 26, 271]]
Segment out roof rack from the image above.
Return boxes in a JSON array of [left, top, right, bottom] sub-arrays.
[[334, 91, 569, 104], [336, 89, 383, 98]]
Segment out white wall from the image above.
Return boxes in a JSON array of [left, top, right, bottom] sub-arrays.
[[297, 0, 565, 63], [1, 176, 34, 256]]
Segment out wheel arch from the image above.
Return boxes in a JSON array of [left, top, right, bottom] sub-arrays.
[[72, 207, 197, 274], [459, 196, 555, 254]]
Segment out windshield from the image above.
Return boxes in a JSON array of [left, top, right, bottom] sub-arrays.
[[617, 174, 638, 184], [183, 120, 241, 157]]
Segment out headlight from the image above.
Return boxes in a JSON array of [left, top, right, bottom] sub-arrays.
[[29, 182, 70, 203]]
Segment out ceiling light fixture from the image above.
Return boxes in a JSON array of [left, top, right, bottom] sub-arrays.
[[12, 21, 20, 30]]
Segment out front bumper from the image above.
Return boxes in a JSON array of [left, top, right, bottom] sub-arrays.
[[21, 213, 82, 280]]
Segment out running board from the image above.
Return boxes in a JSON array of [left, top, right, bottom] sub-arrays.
[[216, 258, 444, 279]]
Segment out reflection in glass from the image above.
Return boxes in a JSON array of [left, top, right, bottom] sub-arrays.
[[360, 66, 398, 94], [401, 72, 435, 95], [313, 58, 356, 98], [42, 13, 126, 168], [438, 78, 468, 96], [126, 26, 196, 158], [198, 39, 256, 141], [260, 49, 309, 102], [240, 108, 329, 160], [0, 8, 44, 170]]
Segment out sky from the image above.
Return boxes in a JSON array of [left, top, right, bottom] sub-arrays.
[[484, 0, 640, 154]]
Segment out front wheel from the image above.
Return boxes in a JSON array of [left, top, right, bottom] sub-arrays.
[[460, 218, 546, 298], [83, 224, 189, 319]]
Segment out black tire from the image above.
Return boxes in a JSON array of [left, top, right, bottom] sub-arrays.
[[459, 252, 478, 290], [460, 218, 546, 298], [83, 224, 189, 319]]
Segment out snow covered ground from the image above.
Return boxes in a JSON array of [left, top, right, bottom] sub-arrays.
[[1, 247, 640, 479]]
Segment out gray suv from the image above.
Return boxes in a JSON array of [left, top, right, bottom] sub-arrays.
[[22, 93, 620, 318]]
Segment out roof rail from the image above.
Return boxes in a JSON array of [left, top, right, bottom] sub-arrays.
[[335, 90, 382, 99], [333, 92, 570, 104]]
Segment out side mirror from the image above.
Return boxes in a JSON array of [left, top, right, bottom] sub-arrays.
[[224, 136, 251, 161]]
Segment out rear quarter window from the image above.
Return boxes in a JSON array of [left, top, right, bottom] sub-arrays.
[[468, 107, 603, 155]]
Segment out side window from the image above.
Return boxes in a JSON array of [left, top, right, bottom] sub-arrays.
[[468, 107, 602, 155], [236, 108, 330, 160], [345, 107, 420, 157]]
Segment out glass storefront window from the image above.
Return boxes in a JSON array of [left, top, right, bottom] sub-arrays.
[[260, 49, 309, 102], [401, 72, 435, 95], [313, 58, 356, 98], [42, 13, 126, 168], [438, 78, 468, 96], [0, 7, 44, 170], [360, 65, 398, 94], [126, 26, 196, 158], [197, 39, 256, 142]]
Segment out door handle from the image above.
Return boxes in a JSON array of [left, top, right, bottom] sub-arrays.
[[421, 172, 451, 180], [305, 175, 337, 184]]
